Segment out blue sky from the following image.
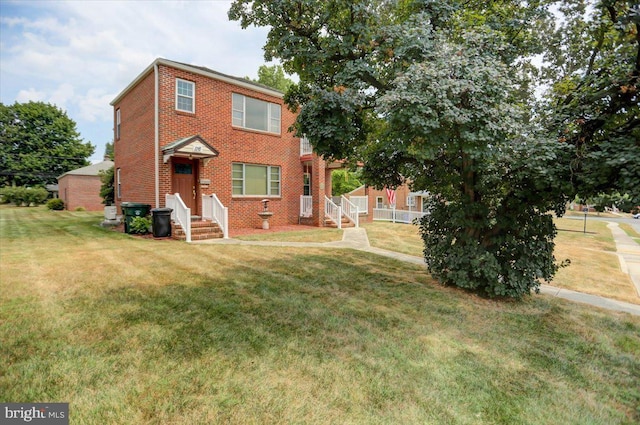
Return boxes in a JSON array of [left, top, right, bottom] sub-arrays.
[[0, 0, 272, 163]]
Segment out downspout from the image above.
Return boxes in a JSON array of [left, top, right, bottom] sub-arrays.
[[154, 63, 160, 208]]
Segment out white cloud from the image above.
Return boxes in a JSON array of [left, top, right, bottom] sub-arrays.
[[15, 88, 46, 103], [0, 0, 272, 160]]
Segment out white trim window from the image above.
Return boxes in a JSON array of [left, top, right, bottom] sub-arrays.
[[176, 79, 195, 113], [232, 163, 281, 196], [116, 168, 121, 199], [232, 93, 281, 134], [303, 173, 311, 196], [115, 108, 121, 140], [376, 196, 384, 209], [407, 196, 415, 207]]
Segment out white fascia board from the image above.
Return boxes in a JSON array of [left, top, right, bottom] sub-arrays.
[[110, 58, 284, 106]]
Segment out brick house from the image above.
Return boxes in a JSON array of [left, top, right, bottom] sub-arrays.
[[57, 160, 113, 211], [111, 58, 356, 239]]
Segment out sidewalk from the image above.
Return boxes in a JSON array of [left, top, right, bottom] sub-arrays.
[[197, 226, 640, 316]]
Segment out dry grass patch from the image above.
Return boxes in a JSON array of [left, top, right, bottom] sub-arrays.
[[362, 221, 423, 256], [554, 218, 639, 304], [1, 207, 639, 424], [234, 227, 342, 242]]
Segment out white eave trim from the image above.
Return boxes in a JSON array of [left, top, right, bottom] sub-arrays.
[[110, 58, 284, 106]]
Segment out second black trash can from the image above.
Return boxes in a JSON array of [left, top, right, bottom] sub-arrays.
[[151, 208, 173, 238]]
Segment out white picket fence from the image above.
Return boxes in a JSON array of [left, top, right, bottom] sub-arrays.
[[373, 208, 428, 224]]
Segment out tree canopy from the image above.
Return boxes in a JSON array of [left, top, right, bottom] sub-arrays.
[[538, 0, 639, 202], [229, 0, 635, 298], [249, 64, 295, 92], [0, 101, 94, 187]]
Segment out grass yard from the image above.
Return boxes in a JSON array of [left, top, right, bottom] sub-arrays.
[[1, 206, 639, 424], [553, 218, 639, 304]]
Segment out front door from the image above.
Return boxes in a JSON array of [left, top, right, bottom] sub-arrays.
[[172, 158, 198, 212]]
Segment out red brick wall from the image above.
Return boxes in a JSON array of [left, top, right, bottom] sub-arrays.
[[58, 175, 104, 211], [114, 62, 309, 229], [113, 70, 156, 213]]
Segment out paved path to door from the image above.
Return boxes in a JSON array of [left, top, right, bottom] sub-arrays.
[[197, 226, 640, 316]]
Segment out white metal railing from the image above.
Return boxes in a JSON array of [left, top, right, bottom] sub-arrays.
[[300, 137, 312, 156], [348, 196, 368, 214], [341, 195, 359, 227], [166, 193, 191, 242], [324, 196, 342, 229], [300, 195, 313, 217], [202, 193, 229, 239], [373, 208, 428, 224]]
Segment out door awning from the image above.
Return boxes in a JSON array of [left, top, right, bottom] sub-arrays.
[[162, 135, 219, 163]]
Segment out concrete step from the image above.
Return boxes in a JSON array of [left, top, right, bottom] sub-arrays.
[[323, 217, 356, 228]]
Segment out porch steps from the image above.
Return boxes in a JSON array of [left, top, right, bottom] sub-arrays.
[[324, 216, 356, 228], [172, 220, 223, 241]]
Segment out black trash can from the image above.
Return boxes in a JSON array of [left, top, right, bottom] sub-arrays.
[[121, 202, 152, 234], [151, 208, 173, 238]]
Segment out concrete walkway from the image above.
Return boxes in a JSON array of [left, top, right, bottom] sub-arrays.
[[197, 226, 640, 316]]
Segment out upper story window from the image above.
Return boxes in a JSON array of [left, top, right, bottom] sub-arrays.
[[232, 93, 281, 134], [176, 79, 195, 113], [115, 108, 121, 140]]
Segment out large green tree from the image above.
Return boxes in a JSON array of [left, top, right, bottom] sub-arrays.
[[539, 0, 639, 202], [0, 101, 94, 186], [230, 0, 568, 298], [250, 64, 294, 92]]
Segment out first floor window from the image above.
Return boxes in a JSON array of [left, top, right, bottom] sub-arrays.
[[232, 163, 281, 196], [303, 173, 311, 196], [376, 196, 383, 209], [116, 168, 121, 199], [407, 196, 415, 207]]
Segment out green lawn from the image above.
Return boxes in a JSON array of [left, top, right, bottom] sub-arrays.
[[1, 206, 639, 424]]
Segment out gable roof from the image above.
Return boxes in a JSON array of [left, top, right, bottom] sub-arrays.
[[110, 58, 284, 106], [58, 160, 114, 179], [162, 135, 219, 163]]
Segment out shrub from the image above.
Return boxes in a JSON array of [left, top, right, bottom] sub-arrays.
[[75, 207, 86, 212], [129, 216, 152, 234], [24, 187, 49, 205], [46, 198, 65, 211], [1, 186, 49, 206], [0, 187, 14, 204]]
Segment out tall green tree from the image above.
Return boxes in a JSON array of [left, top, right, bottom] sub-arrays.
[[250, 64, 294, 92], [539, 0, 639, 202], [332, 169, 363, 196], [230, 0, 568, 298], [0, 101, 94, 186], [99, 166, 115, 206], [104, 141, 114, 161]]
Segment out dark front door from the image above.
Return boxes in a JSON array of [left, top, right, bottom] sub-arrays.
[[172, 158, 197, 212]]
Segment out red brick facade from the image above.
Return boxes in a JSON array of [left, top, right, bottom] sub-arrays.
[[58, 174, 104, 211], [57, 161, 113, 212], [112, 59, 328, 230]]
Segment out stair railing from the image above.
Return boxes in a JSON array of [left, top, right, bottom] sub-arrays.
[[324, 196, 342, 229], [340, 195, 359, 227], [202, 193, 229, 239], [166, 193, 191, 242]]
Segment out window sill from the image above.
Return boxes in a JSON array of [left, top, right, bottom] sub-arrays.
[[232, 126, 281, 137], [232, 195, 282, 200], [176, 110, 196, 117]]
